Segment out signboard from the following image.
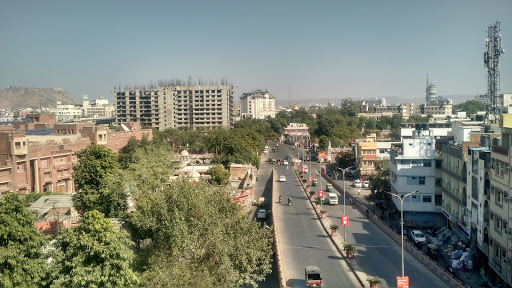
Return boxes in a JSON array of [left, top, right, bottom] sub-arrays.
[[297, 161, 301, 166], [342, 216, 349, 226], [308, 176, 313, 182], [302, 167, 306, 172], [397, 276, 409, 288], [318, 190, 324, 198]]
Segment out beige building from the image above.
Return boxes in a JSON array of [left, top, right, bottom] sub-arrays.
[[82, 96, 115, 119], [488, 124, 512, 287], [115, 84, 234, 130], [355, 134, 377, 179], [239, 89, 276, 119]]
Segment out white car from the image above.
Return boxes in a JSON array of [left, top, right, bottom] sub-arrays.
[[363, 180, 369, 188], [303, 166, 309, 173], [352, 179, 362, 188], [410, 230, 427, 244], [279, 176, 286, 182], [257, 209, 268, 219], [283, 160, 289, 165]]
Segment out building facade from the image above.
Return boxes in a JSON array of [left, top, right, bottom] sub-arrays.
[[488, 126, 512, 287], [115, 84, 234, 130], [283, 123, 310, 146], [83, 96, 115, 119], [389, 134, 440, 227], [239, 89, 276, 119], [0, 120, 152, 195]]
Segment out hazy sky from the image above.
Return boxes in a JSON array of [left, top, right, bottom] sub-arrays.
[[1, 0, 511, 104]]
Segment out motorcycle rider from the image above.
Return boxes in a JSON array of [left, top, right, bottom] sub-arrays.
[[288, 197, 291, 205], [279, 195, 282, 203]]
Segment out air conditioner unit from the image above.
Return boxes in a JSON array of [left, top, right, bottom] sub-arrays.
[[506, 197, 512, 203], [506, 228, 512, 235], [506, 167, 512, 172], [505, 258, 511, 264]]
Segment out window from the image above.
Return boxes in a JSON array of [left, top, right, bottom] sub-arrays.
[[419, 177, 426, 185], [435, 195, 442, 205], [423, 160, 432, 167], [423, 196, 432, 202], [411, 195, 421, 202]]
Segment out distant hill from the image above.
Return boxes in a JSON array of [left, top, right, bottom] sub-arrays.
[[0, 86, 79, 110]]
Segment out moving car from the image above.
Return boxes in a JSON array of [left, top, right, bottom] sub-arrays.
[[410, 230, 427, 245], [305, 266, 323, 287], [352, 179, 362, 188], [327, 193, 338, 205], [283, 160, 289, 165], [258, 197, 265, 207], [279, 175, 286, 182], [257, 208, 268, 219]]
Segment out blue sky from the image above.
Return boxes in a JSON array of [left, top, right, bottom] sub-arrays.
[[1, 0, 511, 104]]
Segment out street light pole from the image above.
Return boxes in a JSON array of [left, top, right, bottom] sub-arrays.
[[387, 190, 420, 277], [338, 166, 354, 243]]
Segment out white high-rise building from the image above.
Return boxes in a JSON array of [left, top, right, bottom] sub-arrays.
[[389, 130, 439, 227], [239, 89, 276, 119]]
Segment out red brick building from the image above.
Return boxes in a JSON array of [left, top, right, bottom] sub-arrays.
[[0, 115, 152, 195]]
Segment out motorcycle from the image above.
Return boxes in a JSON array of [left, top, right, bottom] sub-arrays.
[[288, 197, 291, 206], [279, 196, 282, 203]]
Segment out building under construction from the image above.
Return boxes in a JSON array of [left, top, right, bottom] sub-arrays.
[[114, 79, 234, 130]]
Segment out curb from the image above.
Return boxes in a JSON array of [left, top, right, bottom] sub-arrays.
[[271, 169, 287, 288], [296, 169, 367, 288]]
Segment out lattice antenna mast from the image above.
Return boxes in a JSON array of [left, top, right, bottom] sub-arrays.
[[484, 21, 505, 123]]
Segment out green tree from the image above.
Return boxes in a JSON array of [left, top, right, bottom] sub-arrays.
[[337, 150, 356, 169], [318, 135, 329, 151], [367, 159, 391, 195], [0, 194, 49, 288], [453, 100, 485, 115], [207, 164, 230, 185], [48, 210, 138, 288], [72, 143, 125, 217], [130, 179, 273, 288]]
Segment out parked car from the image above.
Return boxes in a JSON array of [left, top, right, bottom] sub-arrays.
[[362, 180, 369, 188], [257, 208, 268, 219], [410, 230, 427, 245], [352, 179, 362, 188], [279, 176, 287, 182]]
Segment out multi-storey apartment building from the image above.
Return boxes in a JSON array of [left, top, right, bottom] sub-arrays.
[[239, 89, 275, 119], [389, 131, 440, 227], [488, 123, 512, 287], [114, 84, 234, 130], [440, 143, 470, 239], [467, 141, 491, 256]]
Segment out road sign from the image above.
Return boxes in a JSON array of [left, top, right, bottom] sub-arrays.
[[308, 176, 313, 182], [397, 276, 409, 288], [318, 190, 324, 198], [302, 167, 306, 172], [342, 216, 349, 226], [297, 161, 301, 166]]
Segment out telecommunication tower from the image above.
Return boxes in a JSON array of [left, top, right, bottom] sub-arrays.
[[484, 21, 505, 123]]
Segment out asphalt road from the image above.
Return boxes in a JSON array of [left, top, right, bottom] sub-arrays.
[[306, 156, 449, 288], [272, 144, 361, 288]]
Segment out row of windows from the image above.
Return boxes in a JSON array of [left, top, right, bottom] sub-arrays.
[[400, 160, 432, 167], [407, 176, 426, 185]]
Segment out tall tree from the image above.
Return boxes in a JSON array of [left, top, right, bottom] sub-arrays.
[[130, 179, 273, 288], [453, 100, 485, 115], [72, 143, 124, 217], [207, 164, 230, 185], [48, 210, 138, 288], [0, 194, 49, 288]]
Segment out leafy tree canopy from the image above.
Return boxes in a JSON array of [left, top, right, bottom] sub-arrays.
[[129, 179, 273, 288], [0, 194, 49, 288], [454, 100, 485, 115], [207, 164, 230, 185], [72, 143, 124, 217], [48, 210, 138, 287]]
